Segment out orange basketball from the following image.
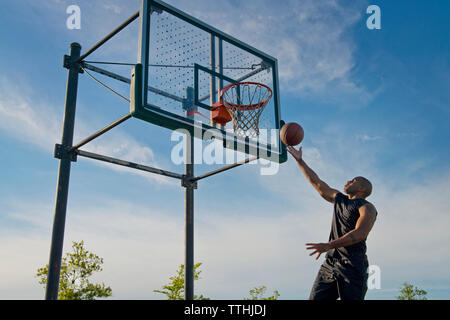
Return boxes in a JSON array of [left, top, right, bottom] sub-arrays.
[[280, 122, 304, 146]]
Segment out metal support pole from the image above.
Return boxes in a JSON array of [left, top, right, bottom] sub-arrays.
[[138, 0, 151, 105], [45, 42, 81, 300], [217, 38, 224, 130], [218, 38, 224, 94], [184, 95, 195, 300], [210, 34, 216, 127]]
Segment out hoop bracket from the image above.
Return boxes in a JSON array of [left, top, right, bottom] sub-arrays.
[[181, 176, 198, 189], [54, 143, 78, 162], [63, 55, 84, 73]]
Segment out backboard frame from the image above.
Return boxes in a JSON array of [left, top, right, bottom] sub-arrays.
[[132, 0, 287, 163]]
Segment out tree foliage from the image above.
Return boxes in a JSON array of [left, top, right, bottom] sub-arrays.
[[155, 262, 280, 300], [245, 285, 280, 300], [36, 241, 112, 300], [153, 263, 209, 300], [396, 282, 428, 300]]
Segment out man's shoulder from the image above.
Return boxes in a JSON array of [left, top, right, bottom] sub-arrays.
[[359, 201, 378, 216], [333, 192, 347, 203]]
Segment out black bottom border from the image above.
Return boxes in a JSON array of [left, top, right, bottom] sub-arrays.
[[2, 300, 447, 318]]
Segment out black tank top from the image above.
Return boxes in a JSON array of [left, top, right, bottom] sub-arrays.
[[326, 192, 374, 267]]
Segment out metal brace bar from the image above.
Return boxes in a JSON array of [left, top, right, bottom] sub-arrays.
[[71, 113, 132, 151], [191, 156, 258, 182], [82, 63, 184, 103], [76, 11, 140, 63], [75, 149, 184, 180]]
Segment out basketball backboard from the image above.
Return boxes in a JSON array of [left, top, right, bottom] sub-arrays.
[[130, 0, 287, 163]]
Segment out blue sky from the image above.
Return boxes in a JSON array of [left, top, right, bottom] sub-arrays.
[[0, 0, 449, 300]]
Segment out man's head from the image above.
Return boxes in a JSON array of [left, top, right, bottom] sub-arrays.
[[344, 176, 372, 199]]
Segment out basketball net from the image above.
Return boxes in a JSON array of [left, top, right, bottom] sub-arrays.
[[221, 82, 273, 138]]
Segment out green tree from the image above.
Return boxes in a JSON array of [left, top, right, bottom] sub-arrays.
[[244, 285, 280, 300], [396, 282, 428, 300], [36, 241, 112, 300], [154, 263, 209, 300]]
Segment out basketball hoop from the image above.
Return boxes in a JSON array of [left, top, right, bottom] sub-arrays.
[[212, 82, 273, 137]]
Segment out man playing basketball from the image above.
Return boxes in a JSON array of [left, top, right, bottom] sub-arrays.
[[287, 145, 378, 300]]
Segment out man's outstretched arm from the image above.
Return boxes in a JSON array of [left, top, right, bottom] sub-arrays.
[[287, 146, 339, 203]]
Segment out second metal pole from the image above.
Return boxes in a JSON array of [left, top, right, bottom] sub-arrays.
[[184, 88, 195, 300], [185, 128, 195, 300]]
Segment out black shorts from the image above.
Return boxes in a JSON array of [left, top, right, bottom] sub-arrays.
[[309, 258, 369, 300]]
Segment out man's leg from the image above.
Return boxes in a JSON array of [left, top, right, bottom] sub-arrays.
[[309, 260, 339, 300], [335, 262, 368, 300]]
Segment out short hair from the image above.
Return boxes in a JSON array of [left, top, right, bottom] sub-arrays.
[[356, 176, 372, 198]]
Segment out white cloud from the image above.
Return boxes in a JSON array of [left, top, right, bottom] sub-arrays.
[[0, 76, 175, 186], [0, 195, 328, 299], [0, 236, 50, 299], [103, 4, 122, 15], [2, 166, 450, 299], [0, 77, 61, 151], [0, 199, 185, 299], [26, 0, 373, 107], [369, 173, 450, 267], [171, 0, 370, 105], [25, 0, 140, 62], [356, 134, 382, 141]]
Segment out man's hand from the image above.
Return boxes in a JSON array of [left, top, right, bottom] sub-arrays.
[[305, 242, 331, 260], [287, 146, 302, 162]]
